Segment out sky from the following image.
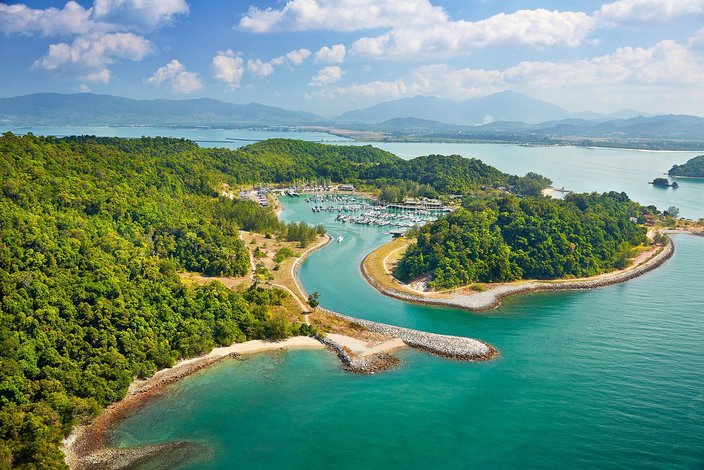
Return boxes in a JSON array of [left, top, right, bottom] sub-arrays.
[[1, 0, 704, 117]]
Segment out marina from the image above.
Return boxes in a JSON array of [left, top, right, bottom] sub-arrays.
[[294, 192, 452, 229]]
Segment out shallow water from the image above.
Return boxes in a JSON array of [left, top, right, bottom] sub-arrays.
[[111, 196, 704, 469]]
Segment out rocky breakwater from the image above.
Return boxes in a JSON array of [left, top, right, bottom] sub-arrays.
[[321, 310, 497, 361], [315, 335, 401, 374]]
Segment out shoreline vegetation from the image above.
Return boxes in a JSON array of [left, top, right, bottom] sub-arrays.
[[360, 232, 693, 312], [64, 201, 498, 469]]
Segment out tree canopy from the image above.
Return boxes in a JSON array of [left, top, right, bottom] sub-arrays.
[[668, 155, 704, 178], [395, 192, 648, 289], [0, 134, 317, 467]]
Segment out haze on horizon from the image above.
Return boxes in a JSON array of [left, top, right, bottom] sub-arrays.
[[1, 0, 703, 117]]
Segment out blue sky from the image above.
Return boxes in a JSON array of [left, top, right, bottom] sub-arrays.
[[1, 0, 703, 117]]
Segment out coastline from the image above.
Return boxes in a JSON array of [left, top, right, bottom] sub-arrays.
[[63, 337, 325, 470], [62, 222, 395, 469], [669, 174, 704, 179], [361, 236, 676, 313], [63, 196, 501, 469], [279, 220, 498, 362]]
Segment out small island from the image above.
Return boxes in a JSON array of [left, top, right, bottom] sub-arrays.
[[650, 177, 678, 188], [668, 154, 704, 178]]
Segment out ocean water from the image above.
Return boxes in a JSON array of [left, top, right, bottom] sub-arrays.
[[110, 197, 704, 469], [3, 126, 703, 218]]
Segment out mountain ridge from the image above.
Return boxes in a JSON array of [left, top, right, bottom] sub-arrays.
[[0, 92, 324, 126], [336, 91, 652, 125]]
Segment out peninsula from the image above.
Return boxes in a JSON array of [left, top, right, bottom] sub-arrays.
[[668, 155, 704, 178]]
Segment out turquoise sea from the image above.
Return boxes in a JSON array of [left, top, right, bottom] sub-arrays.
[[109, 196, 704, 469], [8, 127, 703, 467]]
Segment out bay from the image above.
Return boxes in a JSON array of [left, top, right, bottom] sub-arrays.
[[109, 196, 704, 469]]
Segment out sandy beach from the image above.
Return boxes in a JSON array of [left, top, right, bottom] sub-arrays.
[[63, 336, 326, 470]]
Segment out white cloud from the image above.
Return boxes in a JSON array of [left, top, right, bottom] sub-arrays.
[[411, 64, 504, 97], [596, 0, 704, 24], [310, 65, 344, 86], [247, 48, 312, 78], [84, 68, 112, 83], [503, 40, 703, 87], [0, 0, 190, 37], [317, 65, 501, 100], [92, 0, 189, 31], [688, 28, 704, 49], [322, 79, 422, 99], [285, 48, 311, 65], [0, 1, 94, 36], [146, 59, 203, 93], [238, 0, 446, 33], [239, 1, 594, 59], [239, 0, 704, 62], [351, 9, 595, 59], [315, 44, 346, 63], [321, 39, 704, 112], [247, 58, 275, 77], [171, 70, 203, 94], [34, 32, 152, 72], [77, 83, 91, 92], [212, 49, 245, 88], [2, 0, 189, 82]]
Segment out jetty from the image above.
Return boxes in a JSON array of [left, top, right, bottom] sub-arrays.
[[319, 308, 496, 361]]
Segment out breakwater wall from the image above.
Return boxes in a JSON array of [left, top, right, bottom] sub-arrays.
[[319, 309, 497, 361], [314, 335, 401, 373]]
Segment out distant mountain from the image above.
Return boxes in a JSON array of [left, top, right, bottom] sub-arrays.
[[363, 113, 704, 140], [337, 91, 600, 125], [530, 114, 704, 140], [378, 117, 464, 130], [342, 113, 704, 149], [604, 108, 652, 120], [0, 93, 324, 126]]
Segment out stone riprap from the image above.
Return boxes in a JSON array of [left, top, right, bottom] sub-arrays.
[[319, 310, 497, 361]]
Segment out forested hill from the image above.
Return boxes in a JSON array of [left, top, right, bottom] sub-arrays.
[[668, 155, 704, 178], [229, 139, 549, 197], [0, 134, 324, 467], [0, 93, 323, 126], [396, 193, 649, 289]]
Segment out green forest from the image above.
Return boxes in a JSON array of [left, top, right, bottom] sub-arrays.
[[668, 155, 704, 178], [210, 139, 550, 197], [0, 135, 348, 468], [395, 192, 649, 289]]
